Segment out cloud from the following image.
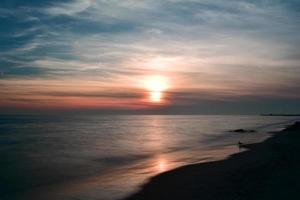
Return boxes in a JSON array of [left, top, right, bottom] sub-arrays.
[[37, 90, 143, 99], [45, 0, 94, 16]]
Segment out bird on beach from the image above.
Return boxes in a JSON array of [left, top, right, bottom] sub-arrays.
[[238, 141, 244, 151]]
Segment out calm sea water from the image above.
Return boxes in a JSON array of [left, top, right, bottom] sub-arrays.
[[0, 114, 299, 200]]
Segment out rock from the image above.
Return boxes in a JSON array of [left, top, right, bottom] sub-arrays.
[[230, 129, 256, 133]]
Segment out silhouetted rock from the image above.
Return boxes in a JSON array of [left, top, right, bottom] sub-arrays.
[[229, 129, 256, 133]]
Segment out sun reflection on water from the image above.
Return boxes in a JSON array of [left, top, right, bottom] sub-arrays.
[[157, 158, 167, 172]]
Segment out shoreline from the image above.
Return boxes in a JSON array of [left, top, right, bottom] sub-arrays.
[[124, 121, 300, 200]]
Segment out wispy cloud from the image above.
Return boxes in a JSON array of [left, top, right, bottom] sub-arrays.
[[45, 0, 94, 16]]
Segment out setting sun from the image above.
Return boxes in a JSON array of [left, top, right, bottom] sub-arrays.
[[145, 75, 169, 92], [150, 91, 162, 102], [144, 76, 169, 103]]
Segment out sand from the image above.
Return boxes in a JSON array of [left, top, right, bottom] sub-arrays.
[[124, 121, 300, 200]]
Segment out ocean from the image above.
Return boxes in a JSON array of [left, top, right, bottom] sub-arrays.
[[0, 114, 299, 200]]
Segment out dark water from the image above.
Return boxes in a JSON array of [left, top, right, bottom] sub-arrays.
[[0, 114, 299, 200]]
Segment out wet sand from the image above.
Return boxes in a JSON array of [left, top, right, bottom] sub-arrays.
[[124, 121, 300, 200]]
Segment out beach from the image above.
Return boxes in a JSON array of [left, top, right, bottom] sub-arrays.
[[125, 121, 300, 200]]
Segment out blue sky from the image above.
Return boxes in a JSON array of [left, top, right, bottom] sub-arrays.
[[0, 0, 300, 113]]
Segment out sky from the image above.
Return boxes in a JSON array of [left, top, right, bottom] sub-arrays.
[[0, 0, 300, 114]]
